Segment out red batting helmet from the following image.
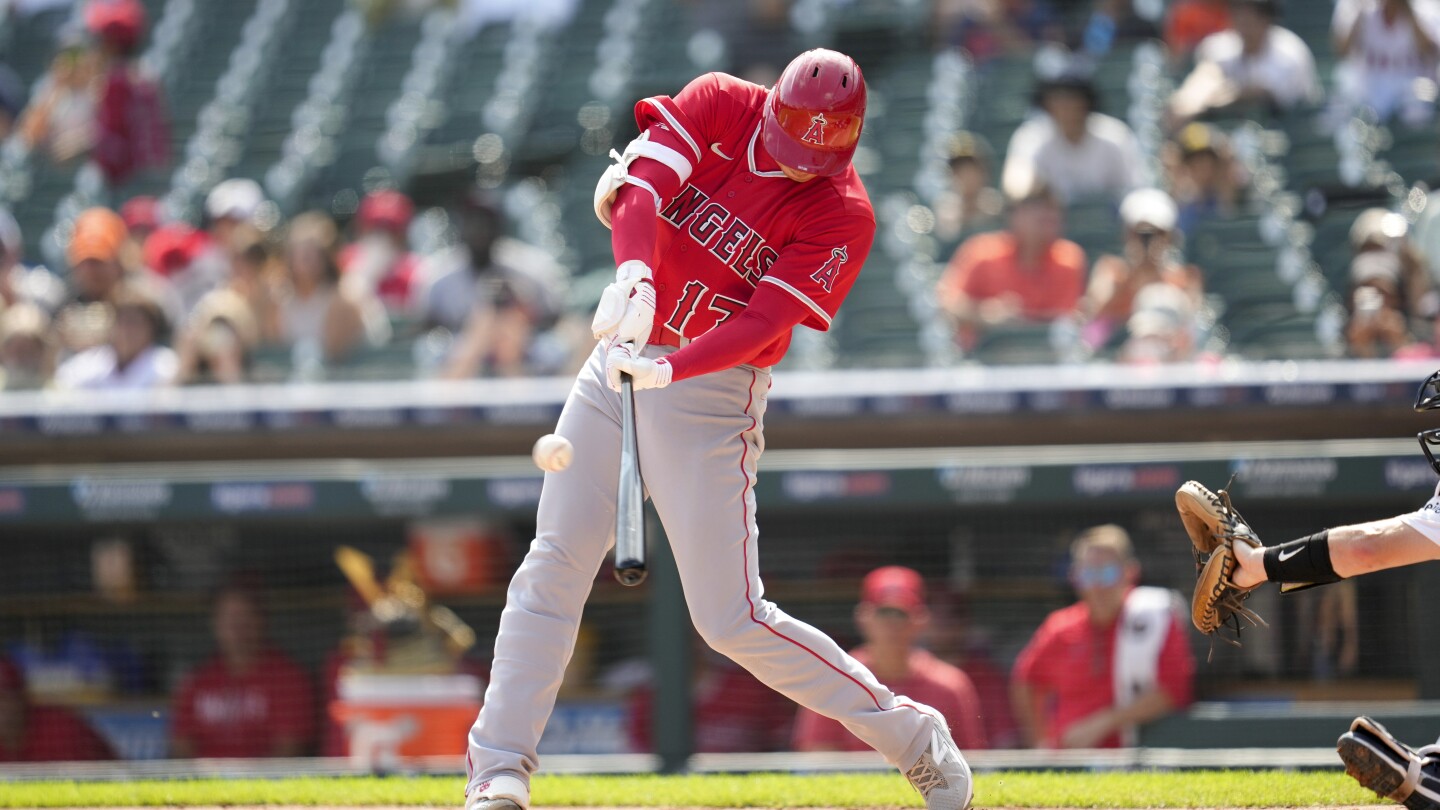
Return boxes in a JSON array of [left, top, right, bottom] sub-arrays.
[[762, 49, 866, 177]]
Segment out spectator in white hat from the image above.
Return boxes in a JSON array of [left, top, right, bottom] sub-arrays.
[[1080, 188, 1204, 351]]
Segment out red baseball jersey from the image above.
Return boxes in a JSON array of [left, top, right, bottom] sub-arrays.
[[0, 705, 115, 762], [1011, 596, 1194, 748], [170, 649, 315, 758], [792, 648, 989, 752], [632, 72, 875, 368]]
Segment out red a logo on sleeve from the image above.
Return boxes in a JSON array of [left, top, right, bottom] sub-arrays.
[[811, 246, 847, 293]]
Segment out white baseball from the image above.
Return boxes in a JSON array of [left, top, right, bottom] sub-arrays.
[[531, 433, 574, 473]]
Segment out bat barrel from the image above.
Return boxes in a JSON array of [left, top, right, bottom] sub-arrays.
[[614, 372, 647, 586]]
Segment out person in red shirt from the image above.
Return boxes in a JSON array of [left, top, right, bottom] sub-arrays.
[[465, 49, 973, 810], [339, 190, 421, 313], [936, 182, 1085, 351], [793, 567, 988, 752], [0, 656, 114, 762], [170, 586, 315, 758], [1011, 525, 1194, 749]]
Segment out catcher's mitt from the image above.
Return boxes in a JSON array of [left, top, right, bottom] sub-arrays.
[[1175, 480, 1268, 653]]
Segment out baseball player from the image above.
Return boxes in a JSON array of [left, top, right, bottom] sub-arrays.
[[1177, 369, 1440, 810], [462, 49, 972, 810]]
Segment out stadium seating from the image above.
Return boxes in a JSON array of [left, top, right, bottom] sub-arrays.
[[2, 1, 1438, 374]]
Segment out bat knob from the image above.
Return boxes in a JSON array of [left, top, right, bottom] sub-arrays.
[[614, 562, 648, 587]]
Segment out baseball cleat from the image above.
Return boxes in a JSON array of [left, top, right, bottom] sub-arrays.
[[465, 774, 529, 810], [1338, 716, 1440, 810], [902, 701, 973, 810]]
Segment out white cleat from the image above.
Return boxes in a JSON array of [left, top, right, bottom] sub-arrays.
[[464, 774, 529, 810], [903, 702, 974, 810]]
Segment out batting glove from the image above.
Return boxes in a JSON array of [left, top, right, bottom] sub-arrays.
[[592, 260, 655, 346], [605, 340, 672, 392]]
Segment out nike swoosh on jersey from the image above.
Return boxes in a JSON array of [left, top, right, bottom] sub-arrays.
[[1277, 547, 1302, 561], [710, 143, 735, 160]]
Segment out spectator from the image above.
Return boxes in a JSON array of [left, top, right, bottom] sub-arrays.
[[1347, 251, 1421, 358], [1332, 0, 1440, 127], [0, 208, 66, 316], [1080, 188, 1203, 350], [53, 207, 130, 353], [1165, 0, 1231, 58], [936, 0, 1064, 65], [206, 179, 269, 246], [793, 566, 988, 752], [416, 189, 564, 377], [1168, 0, 1321, 127], [88, 0, 171, 187], [170, 586, 315, 758], [17, 41, 98, 165], [1165, 123, 1246, 236], [933, 131, 1005, 247], [54, 282, 176, 389], [1075, 0, 1160, 58], [121, 195, 162, 250], [936, 183, 1086, 350], [141, 223, 210, 315], [0, 304, 56, 391], [627, 643, 794, 754], [1351, 207, 1435, 322], [276, 212, 390, 366], [174, 289, 260, 385], [338, 189, 421, 313], [1118, 282, 1206, 364], [228, 232, 284, 345], [0, 656, 114, 762], [1002, 70, 1146, 203], [1011, 525, 1193, 749]]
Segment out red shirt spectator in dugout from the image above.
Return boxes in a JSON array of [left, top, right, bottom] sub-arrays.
[[170, 586, 315, 758], [936, 183, 1085, 349], [793, 567, 988, 752], [1012, 526, 1193, 749], [0, 656, 114, 762]]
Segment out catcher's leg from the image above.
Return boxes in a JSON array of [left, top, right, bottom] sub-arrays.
[[1338, 717, 1440, 810]]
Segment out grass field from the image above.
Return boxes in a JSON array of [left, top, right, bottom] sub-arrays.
[[0, 771, 1387, 808]]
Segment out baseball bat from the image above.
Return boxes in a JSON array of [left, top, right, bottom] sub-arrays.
[[613, 370, 648, 586]]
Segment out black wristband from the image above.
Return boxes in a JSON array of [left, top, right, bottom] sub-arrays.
[[1262, 530, 1341, 585]]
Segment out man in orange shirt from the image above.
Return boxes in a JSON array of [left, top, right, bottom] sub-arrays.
[[936, 183, 1085, 350], [793, 567, 988, 752]]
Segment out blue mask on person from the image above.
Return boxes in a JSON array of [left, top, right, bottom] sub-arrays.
[[1073, 562, 1124, 589]]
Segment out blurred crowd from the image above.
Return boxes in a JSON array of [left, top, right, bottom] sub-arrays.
[[2, 0, 1439, 385], [1, 525, 1198, 761], [923, 0, 1440, 364], [0, 179, 581, 391]]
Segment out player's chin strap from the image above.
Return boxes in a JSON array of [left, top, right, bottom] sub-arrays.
[[593, 131, 694, 228]]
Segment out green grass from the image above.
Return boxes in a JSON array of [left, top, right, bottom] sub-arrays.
[[0, 770, 1386, 808]]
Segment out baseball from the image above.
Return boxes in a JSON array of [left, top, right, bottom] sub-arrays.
[[532, 433, 574, 473]]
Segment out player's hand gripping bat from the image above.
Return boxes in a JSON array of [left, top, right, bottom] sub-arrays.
[[613, 355, 647, 586]]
